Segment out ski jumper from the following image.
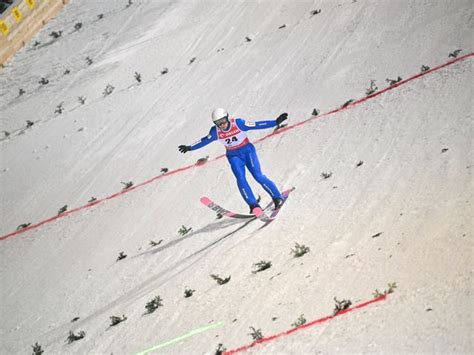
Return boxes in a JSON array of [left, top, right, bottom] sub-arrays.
[[189, 118, 282, 206]]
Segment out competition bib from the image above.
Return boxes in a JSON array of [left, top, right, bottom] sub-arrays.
[[217, 118, 250, 150]]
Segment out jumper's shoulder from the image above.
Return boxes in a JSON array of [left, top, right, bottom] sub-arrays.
[[235, 117, 245, 125], [208, 126, 217, 137]]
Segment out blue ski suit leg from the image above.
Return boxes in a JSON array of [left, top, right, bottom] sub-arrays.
[[227, 144, 282, 206]]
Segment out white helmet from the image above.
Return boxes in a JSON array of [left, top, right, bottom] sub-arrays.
[[211, 108, 229, 123]]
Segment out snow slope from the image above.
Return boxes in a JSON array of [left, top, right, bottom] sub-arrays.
[[1, 0, 472, 353]]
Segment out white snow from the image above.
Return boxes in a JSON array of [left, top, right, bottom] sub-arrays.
[[0, 0, 472, 354]]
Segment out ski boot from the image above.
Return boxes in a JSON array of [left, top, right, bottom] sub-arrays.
[[272, 197, 284, 210], [249, 203, 261, 214]]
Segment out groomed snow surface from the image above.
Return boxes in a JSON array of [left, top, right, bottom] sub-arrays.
[[0, 0, 472, 354]]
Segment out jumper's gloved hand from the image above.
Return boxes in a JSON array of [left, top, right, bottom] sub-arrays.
[[276, 112, 288, 125], [178, 145, 191, 153]]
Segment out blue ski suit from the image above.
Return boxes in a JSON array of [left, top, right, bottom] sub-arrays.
[[189, 118, 282, 206]]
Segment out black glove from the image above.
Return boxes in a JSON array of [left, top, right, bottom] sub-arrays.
[[276, 112, 288, 125], [178, 145, 191, 153]]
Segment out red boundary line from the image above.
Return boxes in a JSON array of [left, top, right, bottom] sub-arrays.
[[0, 162, 198, 241], [1, 53, 472, 241], [224, 295, 387, 354], [253, 52, 473, 144]]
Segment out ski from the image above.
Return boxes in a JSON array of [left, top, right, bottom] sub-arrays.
[[200, 196, 275, 220], [200, 197, 256, 219], [251, 206, 273, 223], [253, 187, 295, 223], [200, 187, 294, 221]]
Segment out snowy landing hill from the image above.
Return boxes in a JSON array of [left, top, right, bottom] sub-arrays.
[[0, 0, 472, 354]]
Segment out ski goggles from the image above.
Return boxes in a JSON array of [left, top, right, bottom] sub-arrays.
[[214, 117, 229, 126]]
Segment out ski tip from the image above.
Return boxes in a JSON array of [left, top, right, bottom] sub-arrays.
[[281, 186, 295, 199], [282, 186, 296, 195], [200, 196, 211, 205]]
